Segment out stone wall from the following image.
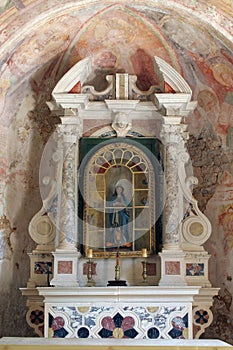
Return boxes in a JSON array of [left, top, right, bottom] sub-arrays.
[[187, 128, 233, 213], [187, 129, 233, 344]]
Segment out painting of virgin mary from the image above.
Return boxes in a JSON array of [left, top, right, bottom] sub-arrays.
[[105, 167, 132, 249], [108, 184, 130, 246]]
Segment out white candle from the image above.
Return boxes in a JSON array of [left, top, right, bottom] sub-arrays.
[[142, 248, 147, 258], [87, 248, 93, 258]]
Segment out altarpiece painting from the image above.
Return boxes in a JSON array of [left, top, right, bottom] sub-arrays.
[[79, 138, 162, 258]]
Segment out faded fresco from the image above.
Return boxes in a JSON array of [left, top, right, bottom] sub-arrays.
[[0, 0, 13, 14], [204, 171, 233, 341], [0, 0, 233, 342]]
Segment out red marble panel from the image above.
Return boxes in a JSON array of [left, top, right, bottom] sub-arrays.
[[57, 261, 73, 274], [141, 262, 156, 276], [165, 261, 180, 275]]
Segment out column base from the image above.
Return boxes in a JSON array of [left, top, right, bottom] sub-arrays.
[[159, 250, 187, 286], [50, 250, 80, 287]]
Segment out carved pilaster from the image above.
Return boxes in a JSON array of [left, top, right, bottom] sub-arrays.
[[159, 123, 188, 286], [49, 110, 83, 287], [43, 109, 81, 250], [57, 118, 82, 249], [160, 124, 188, 250]]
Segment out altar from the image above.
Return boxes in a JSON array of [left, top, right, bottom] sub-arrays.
[[38, 286, 200, 339], [21, 55, 220, 342]]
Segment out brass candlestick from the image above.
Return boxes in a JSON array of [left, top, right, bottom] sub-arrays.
[[107, 247, 127, 286], [115, 248, 120, 281], [142, 260, 148, 285], [85, 258, 96, 287], [85, 249, 95, 287], [141, 248, 149, 285]]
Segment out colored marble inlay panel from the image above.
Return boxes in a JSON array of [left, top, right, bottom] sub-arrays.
[[168, 314, 188, 339], [194, 309, 209, 325], [49, 314, 68, 338], [145, 262, 156, 276], [48, 304, 189, 339], [99, 313, 138, 339], [165, 261, 180, 275], [29, 309, 44, 325], [34, 262, 52, 274], [57, 261, 73, 274], [77, 327, 90, 338], [186, 263, 204, 276]]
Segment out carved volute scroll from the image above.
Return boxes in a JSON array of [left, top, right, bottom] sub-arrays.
[[29, 207, 55, 252]]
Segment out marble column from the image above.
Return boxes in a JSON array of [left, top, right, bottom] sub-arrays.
[[153, 91, 196, 286], [161, 123, 189, 250], [159, 121, 189, 286], [50, 110, 82, 287]]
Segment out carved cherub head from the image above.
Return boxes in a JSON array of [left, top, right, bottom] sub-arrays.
[[112, 112, 132, 137]]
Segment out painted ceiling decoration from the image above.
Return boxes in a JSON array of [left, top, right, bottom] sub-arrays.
[[0, 1, 232, 210], [0, 1, 232, 134]]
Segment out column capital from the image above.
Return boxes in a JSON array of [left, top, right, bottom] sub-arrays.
[[154, 93, 197, 117], [57, 118, 83, 143], [160, 123, 189, 144]]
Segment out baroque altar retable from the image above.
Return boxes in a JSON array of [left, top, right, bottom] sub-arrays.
[[21, 56, 219, 341]]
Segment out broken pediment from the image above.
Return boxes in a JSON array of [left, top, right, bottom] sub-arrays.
[[51, 56, 192, 101]]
